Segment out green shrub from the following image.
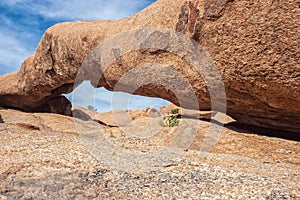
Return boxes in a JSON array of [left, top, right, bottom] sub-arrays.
[[87, 105, 97, 111], [168, 115, 179, 127], [161, 108, 180, 127]]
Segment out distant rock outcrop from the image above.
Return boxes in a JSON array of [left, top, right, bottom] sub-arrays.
[[72, 109, 92, 121], [146, 108, 161, 118], [72, 106, 132, 127], [0, 0, 299, 132]]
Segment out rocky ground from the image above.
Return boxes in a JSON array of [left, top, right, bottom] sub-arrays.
[[0, 108, 299, 199], [0, 0, 299, 199]]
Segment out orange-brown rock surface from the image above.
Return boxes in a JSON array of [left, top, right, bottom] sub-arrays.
[[0, 0, 299, 132], [0, 108, 299, 199]]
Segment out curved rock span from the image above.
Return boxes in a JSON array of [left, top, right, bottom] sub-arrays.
[[0, 0, 299, 133]]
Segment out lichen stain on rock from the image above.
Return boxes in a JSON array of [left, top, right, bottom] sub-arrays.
[[175, 0, 234, 42], [175, 1, 202, 42]]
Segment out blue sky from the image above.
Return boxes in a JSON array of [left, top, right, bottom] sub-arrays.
[[0, 0, 170, 112]]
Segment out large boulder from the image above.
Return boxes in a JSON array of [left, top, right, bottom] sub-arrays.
[[146, 108, 161, 118], [72, 106, 132, 127], [0, 0, 299, 132]]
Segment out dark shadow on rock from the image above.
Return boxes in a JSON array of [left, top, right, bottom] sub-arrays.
[[92, 119, 118, 128], [36, 95, 72, 116], [225, 122, 300, 142], [72, 109, 92, 121], [198, 118, 300, 142], [15, 123, 40, 131], [0, 114, 3, 123], [72, 109, 117, 127]]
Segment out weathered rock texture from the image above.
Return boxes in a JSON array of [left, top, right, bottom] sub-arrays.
[[0, 109, 299, 199], [0, 0, 299, 132]]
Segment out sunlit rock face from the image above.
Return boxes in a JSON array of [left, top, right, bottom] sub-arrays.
[[0, 0, 299, 133]]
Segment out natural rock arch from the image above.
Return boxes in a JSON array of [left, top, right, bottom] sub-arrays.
[[0, 0, 299, 133]]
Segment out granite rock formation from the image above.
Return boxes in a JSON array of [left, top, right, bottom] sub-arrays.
[[0, 0, 299, 132]]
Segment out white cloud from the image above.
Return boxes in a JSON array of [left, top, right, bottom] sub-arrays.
[[0, 11, 36, 73], [20, 0, 153, 20], [0, 30, 34, 73], [0, 0, 155, 75]]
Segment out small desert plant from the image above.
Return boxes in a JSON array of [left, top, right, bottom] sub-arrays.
[[87, 105, 97, 111], [167, 115, 179, 127], [161, 108, 180, 127]]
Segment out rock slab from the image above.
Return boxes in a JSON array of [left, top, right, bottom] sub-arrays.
[[0, 108, 299, 199]]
